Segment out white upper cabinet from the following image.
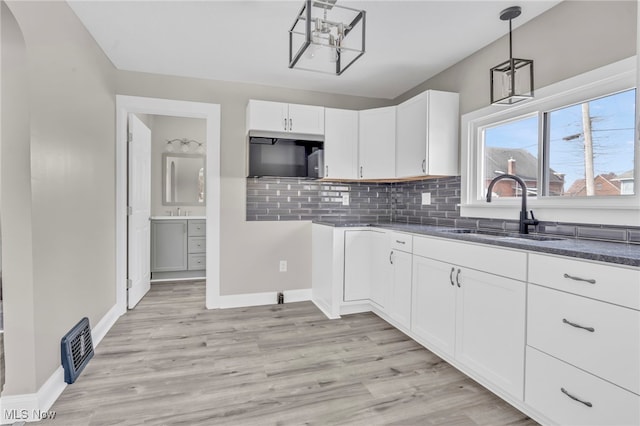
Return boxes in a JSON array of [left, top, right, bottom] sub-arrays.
[[324, 108, 359, 179], [247, 100, 324, 138], [359, 106, 396, 179], [396, 90, 459, 177]]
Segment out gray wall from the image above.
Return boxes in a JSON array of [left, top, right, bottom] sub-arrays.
[[1, 1, 37, 396], [116, 72, 391, 296], [2, 1, 116, 394], [149, 115, 207, 217], [396, 1, 638, 114]]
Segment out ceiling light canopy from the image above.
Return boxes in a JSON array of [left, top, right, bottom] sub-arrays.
[[288, 0, 366, 76], [490, 6, 534, 106]]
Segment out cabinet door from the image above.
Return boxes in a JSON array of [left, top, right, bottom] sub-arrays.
[[389, 249, 412, 329], [288, 103, 324, 135], [411, 256, 456, 357], [369, 231, 391, 309], [247, 100, 288, 133], [344, 231, 371, 301], [455, 268, 526, 399], [359, 106, 396, 179], [426, 91, 459, 176], [151, 220, 188, 272], [324, 108, 359, 179], [396, 93, 427, 178]]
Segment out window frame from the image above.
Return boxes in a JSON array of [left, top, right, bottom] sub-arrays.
[[461, 57, 639, 226]]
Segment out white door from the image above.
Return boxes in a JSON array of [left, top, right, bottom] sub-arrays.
[[359, 106, 396, 179], [288, 103, 325, 135], [127, 113, 151, 308], [324, 108, 359, 179], [369, 231, 391, 308], [343, 230, 371, 301], [396, 93, 427, 178], [455, 268, 526, 399], [411, 256, 456, 358], [389, 249, 413, 329], [247, 100, 288, 133]]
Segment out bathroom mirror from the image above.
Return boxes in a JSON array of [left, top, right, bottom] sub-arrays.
[[162, 153, 206, 205]]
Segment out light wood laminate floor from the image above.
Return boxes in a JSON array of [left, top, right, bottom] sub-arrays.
[[48, 281, 537, 425]]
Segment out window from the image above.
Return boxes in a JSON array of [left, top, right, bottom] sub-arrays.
[[461, 58, 638, 226], [480, 89, 636, 199], [547, 89, 636, 197]]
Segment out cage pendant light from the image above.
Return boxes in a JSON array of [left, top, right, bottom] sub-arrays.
[[490, 6, 534, 105], [288, 0, 366, 75]]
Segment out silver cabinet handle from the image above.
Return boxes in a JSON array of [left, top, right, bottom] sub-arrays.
[[449, 267, 455, 286], [563, 273, 596, 284], [360, 166, 363, 178], [283, 118, 287, 131], [562, 318, 595, 333], [289, 118, 292, 131], [422, 159, 426, 173], [389, 251, 394, 265], [325, 165, 328, 177], [456, 268, 461, 287], [395, 240, 406, 245], [561, 387, 593, 408]]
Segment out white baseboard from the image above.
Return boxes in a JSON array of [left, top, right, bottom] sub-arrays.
[[91, 303, 121, 346], [0, 303, 122, 424], [0, 367, 65, 424], [311, 298, 340, 320], [218, 288, 312, 309]]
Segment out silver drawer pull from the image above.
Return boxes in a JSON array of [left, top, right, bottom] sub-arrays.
[[562, 318, 595, 333], [561, 387, 593, 408], [449, 267, 455, 286], [395, 240, 406, 244], [563, 273, 596, 284]]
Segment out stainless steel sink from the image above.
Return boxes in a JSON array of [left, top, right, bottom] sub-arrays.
[[439, 228, 565, 242]]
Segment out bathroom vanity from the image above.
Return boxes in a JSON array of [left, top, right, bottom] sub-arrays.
[[150, 217, 206, 280]]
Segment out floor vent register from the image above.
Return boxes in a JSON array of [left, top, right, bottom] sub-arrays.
[[61, 317, 94, 384]]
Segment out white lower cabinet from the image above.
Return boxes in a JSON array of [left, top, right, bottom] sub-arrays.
[[343, 230, 390, 307], [412, 256, 456, 356], [525, 254, 640, 425], [526, 346, 639, 426], [411, 253, 526, 399], [312, 224, 640, 426], [387, 232, 413, 330]]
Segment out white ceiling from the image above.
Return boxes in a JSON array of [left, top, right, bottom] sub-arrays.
[[68, 0, 561, 100]]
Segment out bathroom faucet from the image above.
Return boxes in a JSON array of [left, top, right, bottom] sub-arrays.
[[486, 174, 538, 234]]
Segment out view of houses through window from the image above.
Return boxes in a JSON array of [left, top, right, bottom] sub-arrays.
[[482, 89, 636, 198]]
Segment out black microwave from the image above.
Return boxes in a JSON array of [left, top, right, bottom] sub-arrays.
[[248, 137, 324, 178]]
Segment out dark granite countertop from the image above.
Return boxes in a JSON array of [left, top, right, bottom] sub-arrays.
[[312, 219, 640, 267]]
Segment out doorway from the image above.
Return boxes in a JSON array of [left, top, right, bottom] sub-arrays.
[[115, 95, 221, 313]]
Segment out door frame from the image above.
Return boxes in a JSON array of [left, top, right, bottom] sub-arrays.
[[115, 95, 221, 313]]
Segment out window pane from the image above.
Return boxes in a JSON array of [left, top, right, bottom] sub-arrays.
[[547, 89, 636, 197], [483, 116, 539, 198]]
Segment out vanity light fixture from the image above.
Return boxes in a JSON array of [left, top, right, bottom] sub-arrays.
[[490, 6, 534, 105], [288, 0, 366, 75], [165, 138, 205, 154]]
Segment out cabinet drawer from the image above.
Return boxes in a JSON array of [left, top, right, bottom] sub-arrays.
[[413, 236, 526, 281], [529, 254, 640, 310], [188, 254, 206, 270], [188, 220, 206, 237], [528, 284, 639, 394], [188, 237, 206, 254], [390, 232, 412, 252], [525, 347, 640, 426]]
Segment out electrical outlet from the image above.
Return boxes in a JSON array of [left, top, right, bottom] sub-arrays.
[[421, 192, 432, 205], [342, 193, 350, 206], [279, 260, 287, 272]]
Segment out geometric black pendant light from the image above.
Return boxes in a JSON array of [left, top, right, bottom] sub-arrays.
[[490, 6, 534, 105]]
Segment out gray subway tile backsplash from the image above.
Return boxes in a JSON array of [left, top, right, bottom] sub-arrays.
[[246, 176, 639, 243]]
